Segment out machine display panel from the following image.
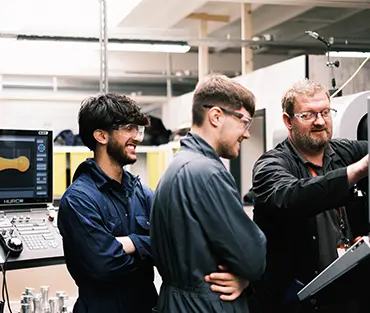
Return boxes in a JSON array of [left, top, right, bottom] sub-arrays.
[[0, 129, 53, 207]]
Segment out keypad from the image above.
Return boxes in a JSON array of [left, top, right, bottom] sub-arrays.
[[23, 234, 58, 250]]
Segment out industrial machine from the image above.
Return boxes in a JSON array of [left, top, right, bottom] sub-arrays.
[[331, 90, 370, 141], [0, 129, 64, 270]]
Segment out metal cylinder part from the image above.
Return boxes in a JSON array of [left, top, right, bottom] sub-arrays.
[[58, 294, 68, 312], [55, 291, 65, 312], [21, 294, 34, 312], [21, 295, 33, 303], [33, 293, 43, 313], [49, 297, 58, 313], [20, 303, 31, 313], [61, 305, 68, 313], [40, 285, 50, 312], [25, 287, 34, 296]]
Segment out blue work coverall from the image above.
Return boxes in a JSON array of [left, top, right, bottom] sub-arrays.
[[58, 159, 158, 313]]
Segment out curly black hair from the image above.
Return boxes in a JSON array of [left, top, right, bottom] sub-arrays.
[[78, 93, 150, 150]]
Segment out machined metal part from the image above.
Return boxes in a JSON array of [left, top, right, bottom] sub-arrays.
[[48, 297, 58, 313], [40, 285, 50, 312]]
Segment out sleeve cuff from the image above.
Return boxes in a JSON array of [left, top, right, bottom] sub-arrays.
[[128, 234, 146, 260], [326, 167, 349, 189]]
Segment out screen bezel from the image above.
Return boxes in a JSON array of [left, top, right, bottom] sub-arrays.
[[0, 129, 53, 207]]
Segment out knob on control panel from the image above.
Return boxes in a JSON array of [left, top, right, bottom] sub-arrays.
[[8, 237, 22, 250], [0, 228, 23, 257]]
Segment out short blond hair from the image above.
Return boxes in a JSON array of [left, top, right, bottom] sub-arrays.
[[282, 79, 330, 115]]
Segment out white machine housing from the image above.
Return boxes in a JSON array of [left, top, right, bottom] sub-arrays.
[[331, 91, 370, 140]]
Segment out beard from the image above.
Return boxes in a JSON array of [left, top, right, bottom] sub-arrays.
[[106, 136, 136, 167], [218, 138, 241, 160], [292, 124, 332, 153]]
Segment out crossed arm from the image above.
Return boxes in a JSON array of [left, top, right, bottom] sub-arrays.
[[119, 236, 249, 301]]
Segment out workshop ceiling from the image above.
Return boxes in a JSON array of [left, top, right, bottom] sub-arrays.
[[1, 0, 369, 53], [0, 0, 370, 107]]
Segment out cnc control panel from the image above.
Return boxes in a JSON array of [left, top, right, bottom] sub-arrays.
[[0, 209, 64, 269]]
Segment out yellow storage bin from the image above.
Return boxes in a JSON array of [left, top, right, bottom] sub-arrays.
[[53, 152, 67, 198], [70, 151, 93, 184], [146, 151, 167, 190]]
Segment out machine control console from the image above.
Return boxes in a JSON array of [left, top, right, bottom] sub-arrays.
[[0, 210, 64, 268]]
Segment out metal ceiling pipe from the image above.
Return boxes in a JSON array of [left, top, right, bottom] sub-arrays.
[[10, 34, 370, 51], [99, 0, 108, 93]]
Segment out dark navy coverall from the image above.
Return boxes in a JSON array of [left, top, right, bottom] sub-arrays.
[[58, 158, 158, 313]]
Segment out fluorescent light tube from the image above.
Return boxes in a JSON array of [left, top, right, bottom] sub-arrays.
[[326, 51, 370, 58], [108, 42, 191, 53], [0, 37, 191, 53]]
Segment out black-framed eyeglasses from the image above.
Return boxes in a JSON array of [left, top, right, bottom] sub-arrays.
[[203, 104, 253, 131], [291, 108, 337, 123], [111, 122, 146, 140]]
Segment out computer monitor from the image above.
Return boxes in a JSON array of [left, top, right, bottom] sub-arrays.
[[0, 129, 53, 207]]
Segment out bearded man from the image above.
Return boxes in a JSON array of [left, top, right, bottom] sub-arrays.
[[57, 93, 158, 313], [249, 79, 369, 313]]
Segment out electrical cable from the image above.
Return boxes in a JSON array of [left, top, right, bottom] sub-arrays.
[[0, 252, 13, 313], [330, 56, 370, 99]]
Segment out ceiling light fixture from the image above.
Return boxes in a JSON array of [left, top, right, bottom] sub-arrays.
[[10, 35, 191, 53], [326, 51, 370, 58], [108, 42, 190, 53]]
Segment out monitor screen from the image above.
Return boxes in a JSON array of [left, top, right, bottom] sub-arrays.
[[0, 129, 53, 207]]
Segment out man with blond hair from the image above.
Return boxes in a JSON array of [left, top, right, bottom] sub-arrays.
[[250, 79, 369, 313]]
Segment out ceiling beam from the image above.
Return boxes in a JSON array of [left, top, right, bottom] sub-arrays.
[[118, 0, 208, 29], [213, 5, 312, 53], [186, 13, 230, 23], [253, 5, 313, 36], [282, 8, 365, 42]]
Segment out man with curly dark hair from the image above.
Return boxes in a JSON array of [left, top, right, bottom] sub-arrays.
[[58, 93, 157, 313]]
